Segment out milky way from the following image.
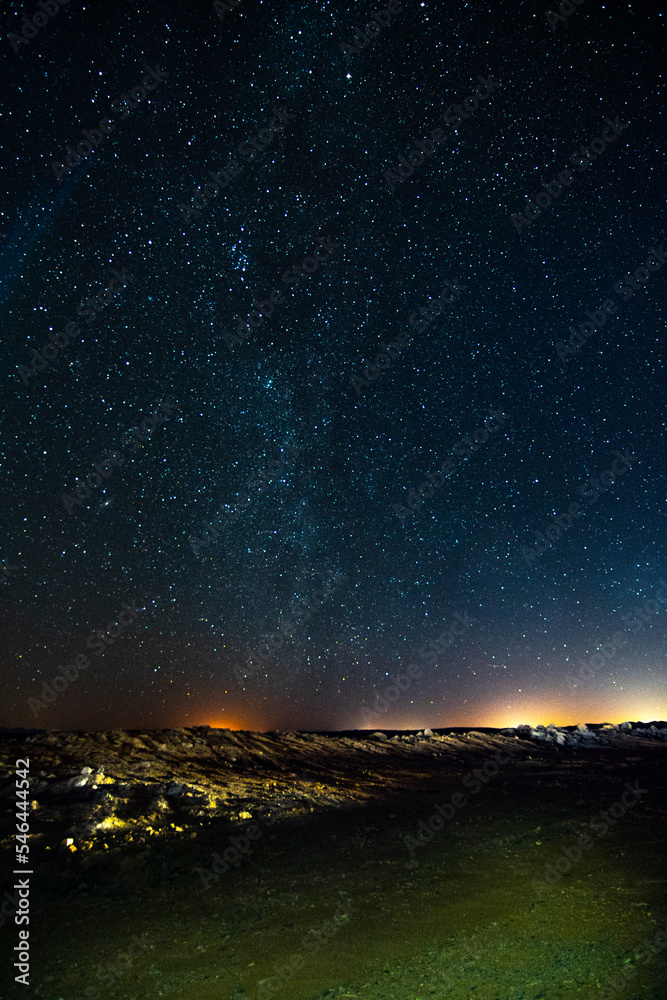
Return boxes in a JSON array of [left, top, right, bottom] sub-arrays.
[[0, 0, 664, 732]]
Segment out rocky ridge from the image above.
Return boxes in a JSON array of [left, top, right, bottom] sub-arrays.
[[1, 722, 665, 858]]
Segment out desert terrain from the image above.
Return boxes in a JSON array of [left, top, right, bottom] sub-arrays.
[[1, 722, 666, 1000]]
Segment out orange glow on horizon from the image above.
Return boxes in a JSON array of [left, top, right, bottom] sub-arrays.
[[481, 707, 584, 729], [355, 694, 665, 733], [183, 698, 266, 732], [196, 687, 664, 734], [204, 718, 254, 731], [465, 702, 666, 730]]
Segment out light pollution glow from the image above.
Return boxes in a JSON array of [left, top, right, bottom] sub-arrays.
[[199, 702, 665, 733], [192, 679, 665, 733]]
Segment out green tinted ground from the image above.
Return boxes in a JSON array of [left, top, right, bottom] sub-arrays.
[[6, 752, 666, 1000]]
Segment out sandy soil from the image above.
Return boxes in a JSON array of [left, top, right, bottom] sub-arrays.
[[1, 724, 666, 1000]]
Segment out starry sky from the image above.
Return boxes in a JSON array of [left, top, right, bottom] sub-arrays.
[[0, 0, 665, 733]]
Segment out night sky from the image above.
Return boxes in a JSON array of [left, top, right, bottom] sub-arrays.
[[0, 0, 664, 733]]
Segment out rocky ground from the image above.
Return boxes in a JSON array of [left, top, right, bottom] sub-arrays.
[[1, 722, 666, 1000], [2, 722, 665, 856]]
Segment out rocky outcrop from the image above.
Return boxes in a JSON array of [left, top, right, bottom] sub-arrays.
[[1, 723, 665, 858]]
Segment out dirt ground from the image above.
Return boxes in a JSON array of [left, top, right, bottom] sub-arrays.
[[1, 727, 666, 1000]]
